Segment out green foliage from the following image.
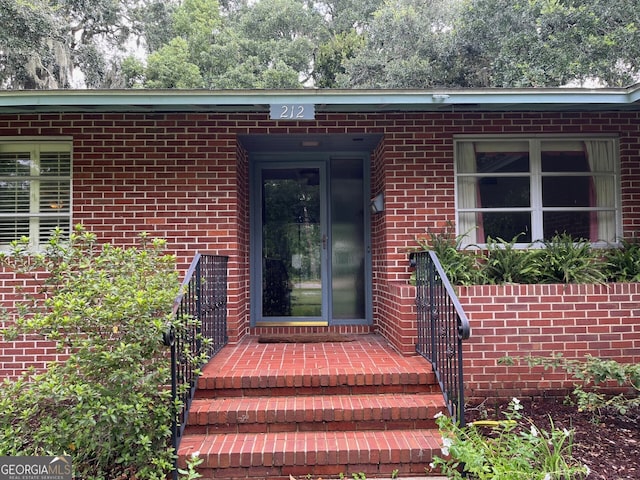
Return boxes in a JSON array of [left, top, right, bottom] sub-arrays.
[[513, 354, 640, 417], [0, 226, 187, 479], [313, 30, 364, 88], [0, 0, 67, 88], [178, 453, 204, 479], [145, 38, 205, 88], [430, 398, 589, 479], [536, 233, 606, 284], [4, 0, 640, 88], [341, 0, 463, 88], [412, 230, 640, 286], [411, 225, 484, 286], [483, 235, 541, 284], [602, 239, 640, 282], [0, 0, 157, 88]]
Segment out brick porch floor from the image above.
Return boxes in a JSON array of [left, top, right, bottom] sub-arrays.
[[178, 333, 447, 479]]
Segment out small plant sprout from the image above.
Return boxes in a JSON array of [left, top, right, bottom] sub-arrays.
[[178, 451, 203, 479]]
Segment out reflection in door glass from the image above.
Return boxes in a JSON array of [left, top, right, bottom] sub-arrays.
[[331, 159, 365, 319], [262, 168, 322, 317]]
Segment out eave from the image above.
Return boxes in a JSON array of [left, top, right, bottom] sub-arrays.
[[0, 85, 639, 114]]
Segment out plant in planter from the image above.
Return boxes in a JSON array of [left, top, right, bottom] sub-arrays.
[[602, 239, 640, 282], [536, 233, 607, 284], [409, 224, 484, 286], [483, 234, 541, 284]]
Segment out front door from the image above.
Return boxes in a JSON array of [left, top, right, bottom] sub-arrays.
[[251, 157, 370, 326]]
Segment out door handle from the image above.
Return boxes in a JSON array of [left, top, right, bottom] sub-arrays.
[[322, 234, 327, 250]]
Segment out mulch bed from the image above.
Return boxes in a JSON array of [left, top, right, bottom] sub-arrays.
[[466, 398, 640, 480]]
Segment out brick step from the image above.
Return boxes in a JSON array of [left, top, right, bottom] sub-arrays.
[[179, 335, 446, 478], [195, 368, 438, 398], [187, 393, 447, 434], [177, 429, 442, 480]]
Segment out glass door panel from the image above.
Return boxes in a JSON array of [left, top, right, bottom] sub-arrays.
[[261, 167, 324, 319], [330, 158, 365, 319]]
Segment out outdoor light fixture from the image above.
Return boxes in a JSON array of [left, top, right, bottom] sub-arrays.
[[370, 192, 384, 214], [432, 94, 450, 102]]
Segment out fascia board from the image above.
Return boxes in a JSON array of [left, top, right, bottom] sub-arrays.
[[0, 88, 637, 112]]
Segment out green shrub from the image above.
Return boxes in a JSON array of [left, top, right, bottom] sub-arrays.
[[501, 354, 640, 418], [0, 226, 187, 479], [409, 229, 634, 286], [429, 398, 589, 479], [410, 224, 484, 286], [483, 235, 541, 284], [602, 239, 640, 282], [533, 233, 607, 284]]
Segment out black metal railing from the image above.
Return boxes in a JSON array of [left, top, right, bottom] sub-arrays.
[[414, 250, 471, 426], [165, 254, 228, 466]]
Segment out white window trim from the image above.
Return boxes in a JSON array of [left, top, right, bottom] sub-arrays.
[[454, 135, 621, 248], [0, 138, 73, 250]]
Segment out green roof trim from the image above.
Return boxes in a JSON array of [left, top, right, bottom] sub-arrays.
[[0, 86, 639, 113]]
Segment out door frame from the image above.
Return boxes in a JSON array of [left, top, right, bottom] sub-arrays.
[[249, 152, 373, 327]]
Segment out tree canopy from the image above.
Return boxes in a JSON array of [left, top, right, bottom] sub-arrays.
[[1, 0, 639, 89]]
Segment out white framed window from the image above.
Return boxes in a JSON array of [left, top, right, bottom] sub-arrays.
[[455, 137, 620, 247], [0, 140, 72, 248]]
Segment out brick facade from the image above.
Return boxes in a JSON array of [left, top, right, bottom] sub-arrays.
[[1, 109, 640, 396]]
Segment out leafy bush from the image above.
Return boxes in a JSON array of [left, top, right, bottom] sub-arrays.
[[602, 239, 640, 282], [502, 354, 640, 418], [0, 226, 186, 479], [410, 224, 484, 286], [483, 235, 541, 284], [412, 230, 628, 286], [536, 233, 606, 284], [430, 398, 589, 479]]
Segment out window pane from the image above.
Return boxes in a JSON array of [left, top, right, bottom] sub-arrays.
[[0, 181, 30, 213], [40, 181, 71, 213], [481, 212, 532, 243], [0, 152, 33, 176], [0, 144, 71, 246], [476, 152, 529, 173], [457, 142, 529, 173], [544, 212, 591, 240], [479, 177, 530, 208], [0, 219, 29, 243], [40, 152, 71, 176], [542, 149, 589, 172], [39, 217, 71, 241], [542, 177, 591, 207]]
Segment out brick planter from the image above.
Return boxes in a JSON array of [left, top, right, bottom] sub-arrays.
[[377, 281, 640, 400]]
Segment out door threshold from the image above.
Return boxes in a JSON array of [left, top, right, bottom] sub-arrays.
[[254, 321, 329, 327]]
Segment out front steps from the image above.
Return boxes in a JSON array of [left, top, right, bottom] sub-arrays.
[[177, 334, 447, 479]]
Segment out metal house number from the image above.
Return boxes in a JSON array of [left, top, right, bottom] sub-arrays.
[[270, 104, 315, 120]]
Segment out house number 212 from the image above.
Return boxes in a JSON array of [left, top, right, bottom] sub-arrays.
[[270, 104, 315, 120]]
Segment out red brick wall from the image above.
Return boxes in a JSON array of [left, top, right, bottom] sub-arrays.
[[381, 282, 640, 398], [459, 283, 640, 400], [1, 110, 640, 381], [375, 282, 417, 355]]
